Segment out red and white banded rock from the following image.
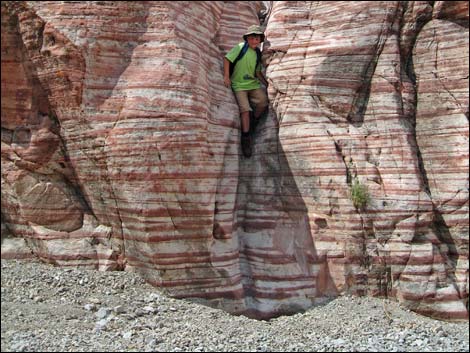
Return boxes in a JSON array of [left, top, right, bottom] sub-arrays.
[[264, 0, 468, 320], [1, 1, 468, 320], [413, 15, 469, 318]]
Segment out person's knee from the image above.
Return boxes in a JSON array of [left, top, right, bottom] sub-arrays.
[[258, 91, 269, 110], [257, 97, 268, 112], [249, 89, 268, 113], [261, 98, 268, 111]]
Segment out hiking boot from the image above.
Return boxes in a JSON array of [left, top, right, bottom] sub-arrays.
[[241, 134, 252, 158]]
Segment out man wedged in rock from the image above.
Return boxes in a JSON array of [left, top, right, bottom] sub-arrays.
[[223, 25, 269, 158]]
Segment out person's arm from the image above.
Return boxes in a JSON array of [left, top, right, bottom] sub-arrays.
[[223, 57, 231, 88], [256, 70, 268, 87]]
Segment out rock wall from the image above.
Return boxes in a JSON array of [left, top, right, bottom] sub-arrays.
[[1, 1, 468, 320]]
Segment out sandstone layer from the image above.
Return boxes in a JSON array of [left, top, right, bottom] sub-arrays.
[[1, 1, 468, 320]]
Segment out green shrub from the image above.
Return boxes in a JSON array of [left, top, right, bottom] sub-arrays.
[[350, 179, 369, 210]]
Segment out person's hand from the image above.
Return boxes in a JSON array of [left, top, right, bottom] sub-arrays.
[[224, 76, 231, 88]]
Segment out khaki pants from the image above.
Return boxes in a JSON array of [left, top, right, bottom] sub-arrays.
[[234, 88, 268, 113]]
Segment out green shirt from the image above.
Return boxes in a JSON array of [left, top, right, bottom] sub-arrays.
[[225, 42, 261, 92]]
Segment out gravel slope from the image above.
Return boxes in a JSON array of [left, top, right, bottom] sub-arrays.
[[1, 259, 468, 352]]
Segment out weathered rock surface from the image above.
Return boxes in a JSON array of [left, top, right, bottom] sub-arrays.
[[1, 1, 468, 320]]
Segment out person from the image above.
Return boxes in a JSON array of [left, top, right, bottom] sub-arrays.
[[223, 25, 269, 158]]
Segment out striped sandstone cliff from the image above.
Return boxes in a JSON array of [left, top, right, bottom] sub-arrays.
[[1, 1, 468, 320]]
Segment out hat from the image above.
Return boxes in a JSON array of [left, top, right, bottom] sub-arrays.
[[243, 25, 265, 42]]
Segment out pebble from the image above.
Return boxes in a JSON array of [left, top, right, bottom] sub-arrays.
[[1, 259, 468, 352]]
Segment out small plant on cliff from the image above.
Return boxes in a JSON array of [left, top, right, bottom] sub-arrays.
[[350, 178, 370, 210]]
